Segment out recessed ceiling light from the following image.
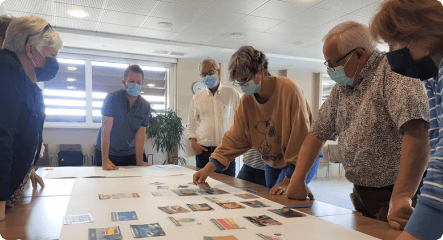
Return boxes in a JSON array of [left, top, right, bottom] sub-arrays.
[[157, 22, 173, 28], [67, 78, 76, 82], [292, 41, 305, 45], [231, 33, 243, 39], [67, 86, 76, 89], [67, 66, 77, 71], [68, 9, 88, 18], [147, 84, 156, 88]]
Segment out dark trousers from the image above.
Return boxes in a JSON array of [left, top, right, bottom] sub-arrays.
[[95, 148, 147, 166], [237, 164, 266, 187], [195, 146, 236, 177], [350, 172, 425, 221]]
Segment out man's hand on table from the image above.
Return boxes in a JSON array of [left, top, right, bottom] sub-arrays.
[[30, 170, 45, 188], [287, 178, 315, 200], [193, 162, 217, 184], [270, 177, 291, 195], [102, 159, 119, 170], [397, 231, 420, 240], [388, 196, 413, 230]]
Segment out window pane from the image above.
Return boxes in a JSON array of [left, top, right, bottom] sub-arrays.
[[140, 65, 167, 114], [43, 58, 86, 123], [321, 73, 336, 106]]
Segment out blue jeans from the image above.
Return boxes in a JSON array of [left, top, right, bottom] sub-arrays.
[[195, 146, 236, 177], [264, 156, 321, 188], [236, 164, 266, 187]]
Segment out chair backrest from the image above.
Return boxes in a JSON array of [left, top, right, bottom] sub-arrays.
[[320, 145, 329, 163], [60, 144, 82, 152], [328, 144, 342, 163]]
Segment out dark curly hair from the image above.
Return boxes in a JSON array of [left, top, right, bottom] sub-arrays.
[[228, 46, 270, 83]]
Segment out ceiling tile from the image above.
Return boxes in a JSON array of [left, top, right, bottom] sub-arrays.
[[55, 3, 102, 22], [216, 29, 261, 42], [352, 1, 383, 17], [151, 2, 205, 22], [54, 17, 97, 31], [4, 0, 53, 15], [204, 37, 244, 49], [172, 32, 213, 44], [193, 10, 245, 26], [246, 33, 293, 47], [277, 0, 326, 6], [265, 21, 312, 37], [232, 16, 282, 32], [288, 7, 346, 26], [105, 0, 158, 15], [314, 0, 379, 13], [328, 13, 371, 26], [180, 23, 226, 37], [292, 48, 325, 59], [7, 10, 54, 23], [161, 0, 216, 8], [260, 46, 294, 55], [101, 10, 148, 27], [98, 23, 139, 35], [142, 17, 190, 32], [303, 42, 323, 51], [276, 37, 321, 50], [250, 1, 310, 20], [206, 0, 268, 14], [136, 28, 177, 40], [54, 0, 105, 8]]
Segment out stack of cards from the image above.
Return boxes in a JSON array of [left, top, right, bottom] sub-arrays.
[[130, 223, 166, 238], [187, 203, 214, 211]]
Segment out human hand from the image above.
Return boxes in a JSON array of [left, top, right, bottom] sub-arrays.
[[388, 196, 414, 230], [102, 159, 119, 170], [270, 177, 291, 195], [191, 142, 208, 155], [0, 201, 5, 222], [30, 170, 45, 188], [396, 231, 420, 240], [286, 179, 314, 200], [193, 163, 217, 184], [137, 162, 152, 167]]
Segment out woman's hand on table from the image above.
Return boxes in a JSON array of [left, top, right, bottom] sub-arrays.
[[270, 177, 291, 195], [30, 170, 45, 188]]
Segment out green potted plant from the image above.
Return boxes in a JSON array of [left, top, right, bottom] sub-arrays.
[[146, 109, 187, 165]]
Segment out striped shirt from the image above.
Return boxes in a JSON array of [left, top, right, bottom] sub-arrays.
[[242, 148, 265, 170]]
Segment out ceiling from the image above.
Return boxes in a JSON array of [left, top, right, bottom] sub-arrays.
[[0, 0, 386, 72]]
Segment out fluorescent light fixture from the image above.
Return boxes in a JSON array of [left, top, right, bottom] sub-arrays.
[[68, 9, 88, 18], [92, 101, 103, 108], [140, 66, 167, 72], [44, 89, 85, 98], [231, 33, 243, 39], [92, 92, 107, 99], [44, 99, 86, 107], [152, 104, 165, 110], [141, 95, 165, 103], [92, 110, 102, 116], [157, 22, 173, 28], [57, 58, 85, 65], [92, 61, 129, 69], [67, 86, 76, 90], [46, 108, 86, 116], [147, 83, 156, 88], [67, 66, 77, 71], [67, 78, 76, 82]]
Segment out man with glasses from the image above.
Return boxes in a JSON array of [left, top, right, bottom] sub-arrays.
[[286, 21, 430, 226], [187, 59, 240, 176]]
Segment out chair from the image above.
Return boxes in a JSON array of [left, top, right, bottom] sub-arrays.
[[327, 144, 344, 180]]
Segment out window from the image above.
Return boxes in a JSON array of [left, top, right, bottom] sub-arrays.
[[321, 73, 336, 106]]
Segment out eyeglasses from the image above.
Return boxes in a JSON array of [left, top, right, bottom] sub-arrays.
[[324, 48, 363, 71], [25, 24, 53, 45], [200, 70, 217, 78], [232, 75, 253, 87]]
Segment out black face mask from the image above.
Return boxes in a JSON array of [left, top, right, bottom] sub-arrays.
[[386, 47, 438, 81]]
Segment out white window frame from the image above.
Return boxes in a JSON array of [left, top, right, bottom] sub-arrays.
[[43, 49, 176, 129]]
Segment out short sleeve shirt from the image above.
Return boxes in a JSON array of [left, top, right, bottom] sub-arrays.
[[95, 89, 151, 156]]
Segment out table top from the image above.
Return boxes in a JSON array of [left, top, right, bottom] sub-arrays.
[[0, 166, 401, 240]]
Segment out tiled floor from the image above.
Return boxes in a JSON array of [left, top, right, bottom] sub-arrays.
[[309, 176, 355, 210]]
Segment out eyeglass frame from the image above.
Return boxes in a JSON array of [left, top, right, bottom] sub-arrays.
[[199, 69, 219, 78], [232, 74, 254, 87], [25, 23, 53, 46], [324, 47, 364, 71]]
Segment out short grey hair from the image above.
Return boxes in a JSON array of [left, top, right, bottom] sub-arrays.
[[198, 58, 219, 71], [3, 15, 63, 54], [322, 21, 375, 55], [228, 46, 269, 82]]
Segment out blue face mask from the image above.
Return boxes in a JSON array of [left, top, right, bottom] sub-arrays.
[[327, 51, 359, 86], [241, 79, 261, 95], [126, 83, 142, 97], [203, 75, 218, 88]]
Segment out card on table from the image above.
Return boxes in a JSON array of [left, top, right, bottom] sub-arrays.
[[130, 223, 166, 238], [234, 193, 258, 199], [268, 208, 306, 218], [158, 205, 191, 214], [98, 194, 111, 200], [197, 182, 211, 189], [111, 211, 138, 221], [157, 186, 169, 189], [241, 200, 270, 208], [204, 236, 239, 240], [177, 185, 189, 188], [168, 216, 202, 227], [111, 193, 140, 199], [187, 203, 214, 211], [204, 196, 230, 203], [149, 182, 164, 185], [216, 202, 245, 210], [197, 188, 229, 195], [257, 233, 283, 240], [173, 189, 199, 196], [244, 215, 282, 227], [210, 218, 245, 230], [152, 192, 171, 196], [88, 226, 122, 240], [63, 213, 94, 225]]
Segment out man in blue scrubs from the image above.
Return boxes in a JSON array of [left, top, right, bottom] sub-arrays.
[[95, 65, 152, 170]]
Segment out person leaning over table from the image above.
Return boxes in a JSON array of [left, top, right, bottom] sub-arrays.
[[286, 21, 430, 230], [371, 0, 443, 239], [193, 46, 320, 193], [0, 15, 63, 221], [95, 65, 152, 170]]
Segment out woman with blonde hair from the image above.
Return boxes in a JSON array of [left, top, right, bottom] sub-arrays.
[[0, 15, 63, 221], [371, 0, 443, 239]]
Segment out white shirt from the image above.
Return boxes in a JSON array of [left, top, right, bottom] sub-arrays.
[[187, 84, 240, 147]]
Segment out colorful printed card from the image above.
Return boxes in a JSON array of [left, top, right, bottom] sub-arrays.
[[99, 193, 140, 200], [88, 226, 122, 240], [98, 194, 111, 200], [241, 200, 270, 208], [204, 197, 230, 203], [111, 211, 138, 221], [168, 216, 202, 227], [268, 208, 306, 218], [63, 213, 94, 225], [177, 185, 189, 188], [173, 188, 229, 196], [204, 236, 239, 240], [149, 182, 164, 185], [187, 203, 214, 211], [152, 192, 171, 196], [244, 215, 282, 227], [210, 218, 245, 230], [130, 223, 166, 238], [234, 193, 258, 199], [257, 233, 283, 240], [157, 186, 169, 189], [216, 202, 245, 210], [158, 205, 191, 214]]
